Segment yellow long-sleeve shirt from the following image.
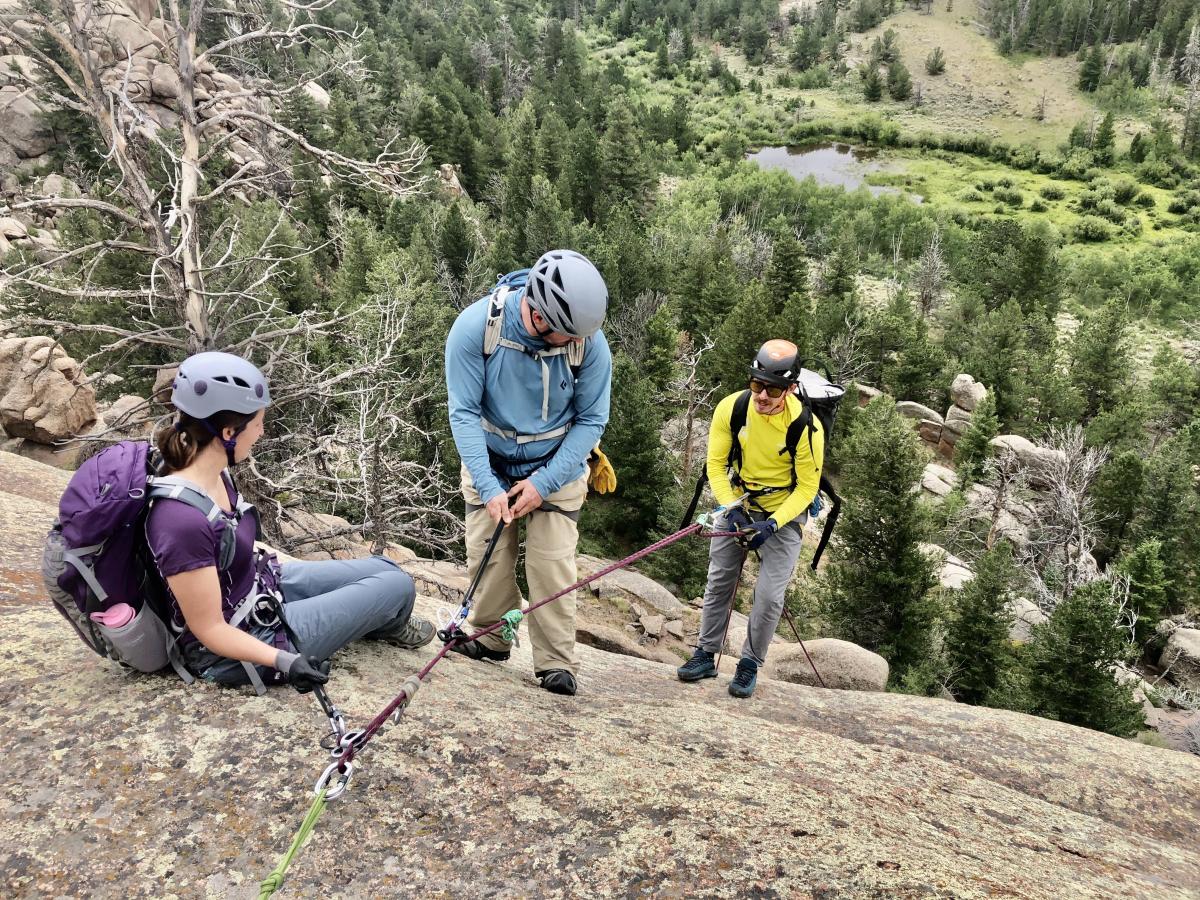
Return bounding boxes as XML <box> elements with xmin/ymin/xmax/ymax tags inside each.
<box><xmin>705</xmin><ymin>390</ymin><xmax>824</xmax><ymax>527</ymax></box>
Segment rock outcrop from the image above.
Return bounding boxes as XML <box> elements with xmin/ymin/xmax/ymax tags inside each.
<box><xmin>768</xmin><ymin>638</ymin><xmax>889</xmax><ymax>691</ymax></box>
<box><xmin>0</xmin><ymin>336</ymin><xmax>97</xmax><ymax>444</ymax></box>
<box><xmin>1160</xmin><ymin>627</ymin><xmax>1200</xmax><ymax>693</ymax></box>
<box><xmin>3</xmin><ymin>450</ymin><xmax>1200</xmax><ymax>896</ymax></box>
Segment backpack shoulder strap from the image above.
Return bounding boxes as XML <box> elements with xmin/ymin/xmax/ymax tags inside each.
<box><xmin>567</xmin><ymin>338</ymin><xmax>585</xmax><ymax>377</ymax></box>
<box><xmin>482</xmin><ymin>288</ymin><xmax>509</xmax><ymax>358</ymax></box>
<box><xmin>148</xmin><ymin>475</ymin><xmax>245</xmax><ymax>570</ymax></box>
<box><xmin>782</xmin><ymin>398</ymin><xmax>821</xmax><ymax>492</ymax></box>
<box><xmin>727</xmin><ymin>390</ymin><xmax>752</xmax><ymax>473</ymax></box>
<box><xmin>148</xmin><ymin>476</ymin><xmax>222</xmax><ymax>522</ymax></box>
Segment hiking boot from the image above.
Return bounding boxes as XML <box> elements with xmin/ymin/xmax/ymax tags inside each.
<box><xmin>537</xmin><ymin>669</ymin><xmax>577</xmax><ymax>696</ymax></box>
<box><xmin>448</xmin><ymin>638</ymin><xmax>511</xmax><ymax>663</ymax></box>
<box><xmin>677</xmin><ymin>647</ymin><xmax>717</xmax><ymax>683</ymax></box>
<box><xmin>729</xmin><ymin>657</ymin><xmax>758</xmax><ymax>699</ymax></box>
<box><xmin>381</xmin><ymin>615</ymin><xmax>435</xmax><ymax>650</ymax></box>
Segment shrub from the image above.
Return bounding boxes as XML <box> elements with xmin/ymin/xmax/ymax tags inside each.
<box><xmin>1111</xmin><ymin>179</ymin><xmax>1140</xmax><ymax>205</ymax></box>
<box><xmin>996</xmin><ymin>175</ymin><xmax>1015</xmax><ymax>188</ymax></box>
<box><xmin>957</xmin><ymin>189</ymin><xmax>985</xmax><ymax>202</ymax></box>
<box><xmin>977</xmin><ymin>178</ymin><xmax>996</xmax><ymax>192</ymax></box>
<box><xmin>1039</xmin><ymin>183</ymin><xmax>1066</xmax><ymax>200</ymax></box>
<box><xmin>1074</xmin><ymin>215</ymin><xmax>1114</xmax><ymax>242</ymax></box>
<box><xmin>1134</xmin><ymin>192</ymin><xmax>1156</xmax><ymax>209</ymax></box>
<box><xmin>1030</xmin><ymin>199</ymin><xmax>1048</xmax><ymax>212</ymax></box>
<box><xmin>995</xmin><ymin>187</ymin><xmax>1024</xmax><ymax>206</ymax></box>
<box><xmin>1095</xmin><ymin>198</ymin><xmax>1127</xmax><ymax>224</ymax></box>
<box><xmin>925</xmin><ymin>46</ymin><xmax>946</xmax><ymax>75</ymax></box>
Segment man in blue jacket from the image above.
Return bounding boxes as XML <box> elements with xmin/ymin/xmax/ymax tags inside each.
<box><xmin>445</xmin><ymin>250</ymin><xmax>612</xmax><ymax>696</ymax></box>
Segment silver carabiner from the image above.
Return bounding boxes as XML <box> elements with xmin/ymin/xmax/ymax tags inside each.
<box><xmin>329</xmin><ymin>728</ymin><xmax>367</xmax><ymax>758</ymax></box>
<box><xmin>315</xmin><ymin>760</ymin><xmax>355</xmax><ymax>801</ymax></box>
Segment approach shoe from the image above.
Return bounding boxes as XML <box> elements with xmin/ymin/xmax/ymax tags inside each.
<box><xmin>382</xmin><ymin>615</ymin><xmax>435</xmax><ymax>650</ymax></box>
<box><xmin>677</xmin><ymin>647</ymin><xmax>717</xmax><ymax>682</ymax></box>
<box><xmin>448</xmin><ymin>637</ymin><xmax>511</xmax><ymax>663</ymax></box>
<box><xmin>537</xmin><ymin>669</ymin><xmax>577</xmax><ymax>696</ymax></box>
<box><xmin>728</xmin><ymin>657</ymin><xmax>758</xmax><ymax>699</ymax></box>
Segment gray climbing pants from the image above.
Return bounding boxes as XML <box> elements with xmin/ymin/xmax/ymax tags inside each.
<box><xmin>197</xmin><ymin>555</ymin><xmax>416</xmax><ymax>685</ymax></box>
<box><xmin>697</xmin><ymin>507</ymin><xmax>805</xmax><ymax>667</ymax></box>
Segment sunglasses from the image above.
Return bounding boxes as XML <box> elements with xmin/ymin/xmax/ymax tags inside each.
<box><xmin>749</xmin><ymin>379</ymin><xmax>787</xmax><ymax>399</ymax></box>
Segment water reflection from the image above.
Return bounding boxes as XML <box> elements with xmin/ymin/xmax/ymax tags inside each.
<box><xmin>747</xmin><ymin>142</ymin><xmax>921</xmax><ymax>202</ymax></box>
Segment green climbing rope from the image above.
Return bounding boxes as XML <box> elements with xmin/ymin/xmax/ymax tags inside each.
<box><xmin>258</xmin><ymin>786</ymin><xmax>330</xmax><ymax>899</ymax></box>
<box><xmin>500</xmin><ymin>609</ymin><xmax>524</xmax><ymax>643</ymax></box>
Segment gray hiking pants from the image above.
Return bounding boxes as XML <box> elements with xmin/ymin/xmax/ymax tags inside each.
<box><xmin>198</xmin><ymin>555</ymin><xmax>416</xmax><ymax>685</ymax></box>
<box><xmin>697</xmin><ymin>508</ymin><xmax>805</xmax><ymax>667</ymax></box>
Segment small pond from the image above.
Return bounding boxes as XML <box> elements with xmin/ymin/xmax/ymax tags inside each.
<box><xmin>746</xmin><ymin>142</ymin><xmax>922</xmax><ymax>203</ymax></box>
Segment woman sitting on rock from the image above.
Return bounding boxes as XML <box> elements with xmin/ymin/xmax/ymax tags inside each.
<box><xmin>147</xmin><ymin>351</ymin><xmax>433</xmax><ymax>693</ymax></box>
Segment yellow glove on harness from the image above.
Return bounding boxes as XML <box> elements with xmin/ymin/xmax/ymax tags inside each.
<box><xmin>588</xmin><ymin>445</ymin><xmax>617</xmax><ymax>494</ymax></box>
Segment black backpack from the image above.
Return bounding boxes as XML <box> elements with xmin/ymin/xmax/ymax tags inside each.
<box><xmin>681</xmin><ymin>364</ymin><xmax>846</xmax><ymax>569</ymax></box>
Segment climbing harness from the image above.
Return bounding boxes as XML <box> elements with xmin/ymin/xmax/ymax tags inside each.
<box><xmin>260</xmin><ymin>502</ymin><xmax>750</xmax><ymax>897</ymax></box>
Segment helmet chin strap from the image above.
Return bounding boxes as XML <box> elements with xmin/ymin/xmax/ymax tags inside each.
<box><xmin>198</xmin><ymin>418</ymin><xmax>246</xmax><ymax>467</ymax></box>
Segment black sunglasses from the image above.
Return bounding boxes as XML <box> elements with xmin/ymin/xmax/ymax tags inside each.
<box><xmin>749</xmin><ymin>379</ymin><xmax>787</xmax><ymax>399</ymax></box>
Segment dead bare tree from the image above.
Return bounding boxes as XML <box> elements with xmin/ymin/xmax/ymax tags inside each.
<box><xmin>912</xmin><ymin>226</ymin><xmax>948</xmax><ymax>319</ymax></box>
<box><xmin>0</xmin><ymin>1</ymin><xmax>468</xmax><ymax>554</ymax></box>
<box><xmin>1</xmin><ymin>0</ymin><xmax>427</xmax><ymax>354</ymax></box>
<box><xmin>1019</xmin><ymin>426</ymin><xmax>1108</xmax><ymax>611</ymax></box>
<box><xmin>665</xmin><ymin>331</ymin><xmax>716</xmax><ymax>482</ymax></box>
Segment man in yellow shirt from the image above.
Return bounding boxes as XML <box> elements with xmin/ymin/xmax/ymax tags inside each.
<box><xmin>677</xmin><ymin>339</ymin><xmax>825</xmax><ymax>698</ymax></box>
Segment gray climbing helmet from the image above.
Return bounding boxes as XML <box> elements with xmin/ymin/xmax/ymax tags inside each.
<box><xmin>749</xmin><ymin>339</ymin><xmax>801</xmax><ymax>388</ymax></box>
<box><xmin>171</xmin><ymin>352</ymin><xmax>270</xmax><ymax>419</ymax></box>
<box><xmin>526</xmin><ymin>249</ymin><xmax>608</xmax><ymax>338</ymax></box>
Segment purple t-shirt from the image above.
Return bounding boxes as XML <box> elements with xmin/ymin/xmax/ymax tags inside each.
<box><xmin>146</xmin><ymin>472</ymin><xmax>257</xmax><ymax>642</ymax></box>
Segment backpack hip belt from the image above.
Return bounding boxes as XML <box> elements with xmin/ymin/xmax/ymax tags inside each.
<box><xmin>480</xmin><ymin>417</ymin><xmax>571</xmax><ymax>445</ymax></box>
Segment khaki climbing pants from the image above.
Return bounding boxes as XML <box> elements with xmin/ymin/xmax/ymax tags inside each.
<box><xmin>460</xmin><ymin>466</ymin><xmax>587</xmax><ymax>675</ymax></box>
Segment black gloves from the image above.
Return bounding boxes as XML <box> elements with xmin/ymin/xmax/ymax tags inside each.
<box><xmin>276</xmin><ymin>650</ymin><xmax>331</xmax><ymax>694</ymax></box>
<box><xmin>725</xmin><ymin>507</ymin><xmax>752</xmax><ymax>532</ymax></box>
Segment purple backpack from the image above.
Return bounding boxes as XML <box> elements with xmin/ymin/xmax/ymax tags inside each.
<box><xmin>42</xmin><ymin>440</ymin><xmax>244</xmax><ymax>680</ymax></box>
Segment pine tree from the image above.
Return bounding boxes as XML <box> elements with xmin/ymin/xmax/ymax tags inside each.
<box><xmin>1078</xmin><ymin>45</ymin><xmax>1104</xmax><ymax>92</ymax></box>
<box><xmin>675</xmin><ymin>228</ymin><xmax>741</xmax><ymax>339</ymax></box>
<box><xmin>1069</xmin><ymin>299</ymin><xmax>1131</xmax><ymax>421</ymax></box>
<box><xmin>1093</xmin><ymin>112</ymin><xmax>1116</xmax><ymax>165</ymax></box>
<box><xmin>954</xmin><ymin>392</ymin><xmax>999</xmax><ymax>487</ymax></box>
<box><xmin>1130</xmin><ymin>431</ymin><xmax>1200</xmax><ymax>610</ymax></box>
<box><xmin>1090</xmin><ymin>450</ymin><xmax>1145</xmax><ymax>568</ymax></box>
<box><xmin>822</xmin><ymin>398</ymin><xmax>938</xmax><ymax>683</ymax></box>
<box><xmin>438</xmin><ymin>202</ymin><xmax>474</xmax><ymax>281</ymax></box>
<box><xmin>597</xmin><ymin>353</ymin><xmax>673</xmax><ymax>540</ymax></box>
<box><xmin>563</xmin><ymin>120</ymin><xmax>601</xmax><ymax>221</ymax></box>
<box><xmin>1024</xmin><ymin>581</ymin><xmax>1144</xmax><ymax>737</ymax></box>
<box><xmin>597</xmin><ymin>96</ymin><xmax>653</xmax><ymax>216</ymax></box>
<box><xmin>655</xmin><ymin>39</ymin><xmax>672</xmax><ymax>78</ymax></box>
<box><xmin>887</xmin><ymin>60</ymin><xmax>913</xmax><ymax>100</ymax></box>
<box><xmin>862</xmin><ymin>65</ymin><xmax>883</xmax><ymax>101</ymax></box>
<box><xmin>710</xmin><ymin>280</ymin><xmax>778</xmax><ymax>395</ymax></box>
<box><xmin>925</xmin><ymin>46</ymin><xmax>946</xmax><ymax>75</ymax></box>
<box><xmin>946</xmin><ymin>542</ymin><xmax>1017</xmax><ymax>705</ymax></box>
<box><xmin>766</xmin><ymin>228</ymin><xmax>808</xmax><ymax>302</ymax></box>
<box><xmin>962</xmin><ymin>300</ymin><xmax>1028</xmax><ymax>427</ymax></box>
<box><xmin>1116</xmin><ymin>540</ymin><xmax>1169</xmax><ymax>646</ymax></box>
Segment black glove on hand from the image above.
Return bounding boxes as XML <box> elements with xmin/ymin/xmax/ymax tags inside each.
<box><xmin>277</xmin><ymin>650</ymin><xmax>331</xmax><ymax>694</ymax></box>
<box><xmin>725</xmin><ymin>507</ymin><xmax>752</xmax><ymax>533</ymax></box>
<box><xmin>740</xmin><ymin>518</ymin><xmax>778</xmax><ymax>551</ymax></box>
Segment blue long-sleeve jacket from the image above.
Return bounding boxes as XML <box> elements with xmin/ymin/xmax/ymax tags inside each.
<box><xmin>445</xmin><ymin>289</ymin><xmax>613</xmax><ymax>504</ymax></box>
